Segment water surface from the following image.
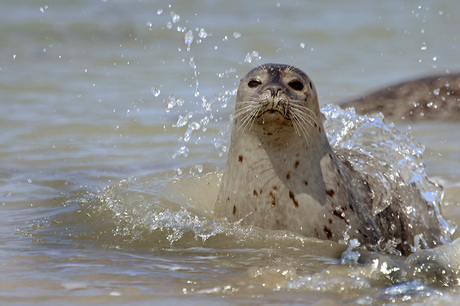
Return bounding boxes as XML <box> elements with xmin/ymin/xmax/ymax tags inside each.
<box><xmin>2</xmin><ymin>0</ymin><xmax>460</xmax><ymax>304</ymax></box>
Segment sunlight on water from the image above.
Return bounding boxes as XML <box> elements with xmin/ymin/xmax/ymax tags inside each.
<box><xmin>3</xmin><ymin>0</ymin><xmax>460</xmax><ymax>304</ymax></box>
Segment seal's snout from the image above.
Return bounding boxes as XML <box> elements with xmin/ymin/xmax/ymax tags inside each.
<box><xmin>266</xmin><ymin>86</ymin><xmax>283</xmax><ymax>97</ymax></box>
<box><xmin>264</xmin><ymin>85</ymin><xmax>287</xmax><ymax>110</ymax></box>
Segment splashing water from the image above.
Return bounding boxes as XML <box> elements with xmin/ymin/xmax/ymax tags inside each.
<box><xmin>92</xmin><ymin>103</ymin><xmax>453</xmax><ymax>254</ymax></box>
<box><xmin>323</xmin><ymin>105</ymin><xmax>453</xmax><ymax>248</ymax></box>
<box><xmin>244</xmin><ymin>50</ymin><xmax>261</xmax><ymax>63</ymax></box>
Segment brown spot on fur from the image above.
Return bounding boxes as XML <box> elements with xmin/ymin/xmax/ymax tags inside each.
<box><xmin>253</xmin><ymin>190</ymin><xmax>258</xmax><ymax>197</ymax></box>
<box><xmin>314</xmin><ymin>122</ymin><xmax>318</xmax><ymax>128</ymax></box>
<box><xmin>304</xmin><ymin>180</ymin><xmax>309</xmax><ymax>186</ymax></box>
<box><xmin>286</xmin><ymin>171</ymin><xmax>291</xmax><ymax>180</ymax></box>
<box><xmin>314</xmin><ymin>229</ymin><xmax>319</xmax><ymax>238</ymax></box>
<box><xmin>289</xmin><ymin>190</ymin><xmax>299</xmax><ymax>207</ymax></box>
<box><xmin>233</xmin><ymin>205</ymin><xmax>236</xmax><ymax>215</ymax></box>
<box><xmin>238</xmin><ymin>155</ymin><xmax>243</xmax><ymax>163</ymax></box>
<box><xmin>272</xmin><ymin>185</ymin><xmax>278</xmax><ymax>191</ymax></box>
<box><xmin>333</xmin><ymin>208</ymin><xmax>350</xmax><ymax>225</ymax></box>
<box><xmin>269</xmin><ymin>191</ymin><xmax>276</xmax><ymax>206</ymax></box>
<box><xmin>323</xmin><ymin>226</ymin><xmax>332</xmax><ymax>239</ymax></box>
<box><xmin>333</xmin><ymin>209</ymin><xmax>345</xmax><ymax>220</ymax></box>
<box><xmin>259</xmin><ymin>189</ymin><xmax>263</xmax><ymax>195</ymax></box>
<box><xmin>294</xmin><ymin>161</ymin><xmax>300</xmax><ymax>169</ymax></box>
<box><xmin>326</xmin><ymin>189</ymin><xmax>335</xmax><ymax>197</ymax></box>
<box><xmin>319</xmin><ymin>127</ymin><xmax>322</xmax><ymax>133</ymax></box>
<box><xmin>267</xmin><ymin>132</ymin><xmax>273</xmax><ymax>136</ymax></box>
<box><xmin>328</xmin><ymin>219</ymin><xmax>332</xmax><ymax>224</ymax></box>
<box><xmin>226</xmin><ymin>197</ymin><xmax>230</xmax><ymax>202</ymax></box>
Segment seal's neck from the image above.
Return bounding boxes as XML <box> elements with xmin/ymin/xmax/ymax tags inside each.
<box><xmin>230</xmin><ymin>117</ymin><xmax>332</xmax><ymax>170</ymax></box>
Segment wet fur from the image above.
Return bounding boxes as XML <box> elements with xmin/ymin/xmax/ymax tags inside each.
<box><xmin>215</xmin><ymin>64</ymin><xmax>445</xmax><ymax>255</ymax></box>
<box><xmin>341</xmin><ymin>73</ymin><xmax>460</xmax><ymax>121</ymax></box>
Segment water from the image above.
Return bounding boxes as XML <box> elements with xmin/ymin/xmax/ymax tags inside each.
<box><xmin>2</xmin><ymin>0</ymin><xmax>460</xmax><ymax>304</ymax></box>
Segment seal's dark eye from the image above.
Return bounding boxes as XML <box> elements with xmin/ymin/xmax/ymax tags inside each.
<box><xmin>248</xmin><ymin>80</ymin><xmax>261</xmax><ymax>88</ymax></box>
<box><xmin>288</xmin><ymin>80</ymin><xmax>304</xmax><ymax>91</ymax></box>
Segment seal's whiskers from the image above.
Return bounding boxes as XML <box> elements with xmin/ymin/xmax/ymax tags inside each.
<box><xmin>233</xmin><ymin>101</ymin><xmax>260</xmax><ymax>133</ymax></box>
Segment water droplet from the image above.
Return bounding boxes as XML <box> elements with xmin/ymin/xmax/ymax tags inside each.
<box><xmin>184</xmin><ymin>30</ymin><xmax>194</xmax><ymax>51</ymax></box>
<box><xmin>151</xmin><ymin>87</ymin><xmax>160</xmax><ymax>97</ymax></box>
<box><xmin>157</xmin><ymin>9</ymin><xmax>163</xmax><ymax>15</ymax></box>
<box><xmin>194</xmin><ymin>80</ymin><xmax>199</xmax><ymax>97</ymax></box>
<box><xmin>146</xmin><ymin>21</ymin><xmax>153</xmax><ymax>30</ymax></box>
<box><xmin>189</xmin><ymin>122</ymin><xmax>200</xmax><ymax>131</ymax></box>
<box><xmin>244</xmin><ymin>50</ymin><xmax>261</xmax><ymax>63</ymax></box>
<box><xmin>200</xmin><ymin>116</ymin><xmax>210</xmax><ymax>126</ymax></box>
<box><xmin>244</xmin><ymin>52</ymin><xmax>252</xmax><ymax>63</ymax></box>
<box><xmin>198</xmin><ymin>28</ymin><xmax>208</xmax><ymax>39</ymax></box>
<box><xmin>300</xmin><ymin>42</ymin><xmax>305</xmax><ymax>48</ymax></box>
<box><xmin>172</xmin><ymin>146</ymin><xmax>189</xmax><ymax>159</ymax></box>
<box><xmin>167</xmin><ymin>22</ymin><xmax>172</xmax><ymax>29</ymax></box>
<box><xmin>27</xmin><ymin>178</ymin><xmax>32</xmax><ymax>183</ymax></box>
<box><xmin>189</xmin><ymin>57</ymin><xmax>196</xmax><ymax>69</ymax></box>
<box><xmin>170</xmin><ymin>11</ymin><xmax>180</xmax><ymax>23</ymax></box>
<box><xmin>432</xmin><ymin>56</ymin><xmax>437</xmax><ymax>61</ymax></box>
<box><xmin>233</xmin><ymin>32</ymin><xmax>241</xmax><ymax>39</ymax></box>
<box><xmin>195</xmin><ymin>164</ymin><xmax>203</xmax><ymax>173</ymax></box>
<box><xmin>183</xmin><ymin>132</ymin><xmax>191</xmax><ymax>142</ymax></box>
<box><xmin>174</xmin><ymin>115</ymin><xmax>188</xmax><ymax>128</ymax></box>
<box><xmin>433</xmin><ymin>88</ymin><xmax>440</xmax><ymax>96</ymax></box>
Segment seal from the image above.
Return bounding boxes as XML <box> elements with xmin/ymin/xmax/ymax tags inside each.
<box><xmin>340</xmin><ymin>73</ymin><xmax>460</xmax><ymax>121</ymax></box>
<box><xmin>215</xmin><ymin>63</ymin><xmax>445</xmax><ymax>255</ymax></box>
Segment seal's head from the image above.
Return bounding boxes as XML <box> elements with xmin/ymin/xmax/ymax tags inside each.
<box><xmin>234</xmin><ymin>64</ymin><xmax>321</xmax><ymax>142</ymax></box>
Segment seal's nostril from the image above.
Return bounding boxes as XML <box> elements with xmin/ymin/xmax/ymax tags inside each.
<box><xmin>268</xmin><ymin>87</ymin><xmax>283</xmax><ymax>96</ymax></box>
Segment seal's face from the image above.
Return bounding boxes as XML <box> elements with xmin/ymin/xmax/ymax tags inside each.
<box><xmin>234</xmin><ymin>63</ymin><xmax>320</xmax><ymax>140</ymax></box>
